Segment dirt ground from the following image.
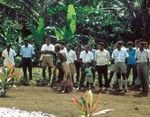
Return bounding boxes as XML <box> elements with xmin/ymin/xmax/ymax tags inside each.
<box><xmin>0</xmin><ymin>86</ymin><xmax>150</xmax><ymax>117</ymax></box>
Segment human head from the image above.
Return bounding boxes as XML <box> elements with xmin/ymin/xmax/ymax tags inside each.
<box><xmin>66</xmin><ymin>43</ymin><xmax>71</xmax><ymax>51</ymax></box>
<box><xmin>116</xmin><ymin>41</ymin><xmax>122</xmax><ymax>50</ymax></box>
<box><xmin>59</xmin><ymin>41</ymin><xmax>66</xmax><ymax>50</ymax></box>
<box><xmin>85</xmin><ymin>44</ymin><xmax>90</xmax><ymax>53</ymax></box>
<box><xmin>24</xmin><ymin>39</ymin><xmax>29</xmax><ymax>47</ymax></box>
<box><xmin>45</xmin><ymin>36</ymin><xmax>51</xmax><ymax>45</ymax></box>
<box><xmin>127</xmin><ymin>41</ymin><xmax>133</xmax><ymax>49</ymax></box>
<box><xmin>134</xmin><ymin>39</ymin><xmax>140</xmax><ymax>48</ymax></box>
<box><xmin>139</xmin><ymin>41</ymin><xmax>144</xmax><ymax>51</ymax></box>
<box><xmin>143</xmin><ymin>41</ymin><xmax>149</xmax><ymax>49</ymax></box>
<box><xmin>76</xmin><ymin>43</ymin><xmax>81</xmax><ymax>48</ymax></box>
<box><xmin>98</xmin><ymin>42</ymin><xmax>105</xmax><ymax>51</ymax></box>
<box><xmin>6</xmin><ymin>43</ymin><xmax>11</xmax><ymax>50</ymax></box>
<box><xmin>55</xmin><ymin>44</ymin><xmax>61</xmax><ymax>53</ymax></box>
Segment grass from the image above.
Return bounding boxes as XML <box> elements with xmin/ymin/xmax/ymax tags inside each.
<box><xmin>0</xmin><ymin>86</ymin><xmax>150</xmax><ymax>117</ymax></box>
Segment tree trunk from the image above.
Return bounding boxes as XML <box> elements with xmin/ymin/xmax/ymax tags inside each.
<box><xmin>142</xmin><ymin>0</ymin><xmax>150</xmax><ymax>42</ymax></box>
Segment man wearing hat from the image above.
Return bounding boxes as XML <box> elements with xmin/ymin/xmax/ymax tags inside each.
<box><xmin>126</xmin><ymin>41</ymin><xmax>137</xmax><ymax>87</ymax></box>
<box><xmin>95</xmin><ymin>42</ymin><xmax>110</xmax><ymax>92</ymax></box>
<box><xmin>40</xmin><ymin>36</ymin><xmax>55</xmax><ymax>81</ymax></box>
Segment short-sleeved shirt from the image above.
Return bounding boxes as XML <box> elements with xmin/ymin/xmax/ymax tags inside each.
<box><xmin>20</xmin><ymin>44</ymin><xmax>35</xmax><ymax>58</ymax></box>
<box><xmin>112</xmin><ymin>49</ymin><xmax>129</xmax><ymax>63</ymax></box>
<box><xmin>80</xmin><ymin>51</ymin><xmax>93</xmax><ymax>63</ymax></box>
<box><xmin>136</xmin><ymin>49</ymin><xmax>149</xmax><ymax>63</ymax></box>
<box><xmin>126</xmin><ymin>48</ymin><xmax>136</xmax><ymax>65</ymax></box>
<box><xmin>95</xmin><ymin>49</ymin><xmax>110</xmax><ymax>66</ymax></box>
<box><xmin>2</xmin><ymin>48</ymin><xmax>16</xmax><ymax>66</ymax></box>
<box><xmin>66</xmin><ymin>50</ymin><xmax>77</xmax><ymax>64</ymax></box>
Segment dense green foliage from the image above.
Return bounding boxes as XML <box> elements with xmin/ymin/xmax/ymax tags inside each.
<box><xmin>0</xmin><ymin>0</ymin><xmax>150</xmax><ymax>46</ymax></box>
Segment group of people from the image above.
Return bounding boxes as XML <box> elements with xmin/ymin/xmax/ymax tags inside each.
<box><xmin>1</xmin><ymin>36</ymin><xmax>150</xmax><ymax>96</ymax></box>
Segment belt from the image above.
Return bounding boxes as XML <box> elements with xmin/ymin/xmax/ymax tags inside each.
<box><xmin>22</xmin><ymin>57</ymin><xmax>31</xmax><ymax>59</ymax></box>
<box><xmin>115</xmin><ymin>62</ymin><xmax>125</xmax><ymax>63</ymax></box>
<box><xmin>137</xmin><ymin>62</ymin><xmax>148</xmax><ymax>64</ymax></box>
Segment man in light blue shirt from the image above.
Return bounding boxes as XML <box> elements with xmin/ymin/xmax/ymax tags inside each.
<box><xmin>126</xmin><ymin>41</ymin><xmax>137</xmax><ymax>87</ymax></box>
<box><xmin>112</xmin><ymin>41</ymin><xmax>129</xmax><ymax>92</ymax></box>
<box><xmin>20</xmin><ymin>40</ymin><xmax>35</xmax><ymax>82</ymax></box>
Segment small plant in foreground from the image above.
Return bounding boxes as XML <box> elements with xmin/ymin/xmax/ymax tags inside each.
<box><xmin>72</xmin><ymin>90</ymin><xmax>114</xmax><ymax>117</ymax></box>
<box><xmin>0</xmin><ymin>63</ymin><xmax>23</xmax><ymax>97</ymax></box>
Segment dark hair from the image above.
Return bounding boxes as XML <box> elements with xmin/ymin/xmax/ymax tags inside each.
<box><xmin>24</xmin><ymin>39</ymin><xmax>29</xmax><ymax>42</ymax></box>
<box><xmin>134</xmin><ymin>39</ymin><xmax>140</xmax><ymax>43</ymax></box>
<box><xmin>98</xmin><ymin>42</ymin><xmax>105</xmax><ymax>46</ymax></box>
<box><xmin>127</xmin><ymin>41</ymin><xmax>133</xmax><ymax>45</ymax></box>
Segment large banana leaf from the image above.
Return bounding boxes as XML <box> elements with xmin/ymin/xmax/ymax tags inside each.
<box><xmin>67</xmin><ymin>4</ymin><xmax>76</xmax><ymax>34</ymax></box>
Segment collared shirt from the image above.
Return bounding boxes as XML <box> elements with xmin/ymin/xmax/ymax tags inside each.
<box><xmin>41</xmin><ymin>44</ymin><xmax>54</xmax><ymax>57</ymax></box>
<box><xmin>60</xmin><ymin>47</ymin><xmax>67</xmax><ymax>54</ymax></box>
<box><xmin>112</xmin><ymin>49</ymin><xmax>128</xmax><ymax>63</ymax></box>
<box><xmin>2</xmin><ymin>48</ymin><xmax>16</xmax><ymax>66</ymax></box>
<box><xmin>66</xmin><ymin>50</ymin><xmax>77</xmax><ymax>64</ymax></box>
<box><xmin>136</xmin><ymin>49</ymin><xmax>149</xmax><ymax>63</ymax></box>
<box><xmin>126</xmin><ymin>48</ymin><xmax>136</xmax><ymax>65</ymax></box>
<box><xmin>80</xmin><ymin>50</ymin><xmax>93</xmax><ymax>63</ymax></box>
<box><xmin>20</xmin><ymin>44</ymin><xmax>35</xmax><ymax>58</ymax></box>
<box><xmin>41</xmin><ymin>44</ymin><xmax>54</xmax><ymax>51</ymax></box>
<box><xmin>95</xmin><ymin>49</ymin><xmax>110</xmax><ymax>66</ymax></box>
<box><xmin>145</xmin><ymin>49</ymin><xmax>150</xmax><ymax>59</ymax></box>
<box><xmin>121</xmin><ymin>46</ymin><xmax>127</xmax><ymax>51</ymax></box>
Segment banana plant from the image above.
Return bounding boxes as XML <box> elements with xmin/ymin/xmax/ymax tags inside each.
<box><xmin>54</xmin><ymin>4</ymin><xmax>76</xmax><ymax>43</ymax></box>
<box><xmin>28</xmin><ymin>17</ymin><xmax>45</xmax><ymax>44</ymax></box>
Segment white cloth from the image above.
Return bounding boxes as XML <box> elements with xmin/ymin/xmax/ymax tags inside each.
<box><xmin>41</xmin><ymin>44</ymin><xmax>54</xmax><ymax>56</ymax></box>
<box><xmin>60</xmin><ymin>47</ymin><xmax>67</xmax><ymax>54</ymax></box>
<box><xmin>80</xmin><ymin>50</ymin><xmax>93</xmax><ymax>63</ymax></box>
<box><xmin>145</xmin><ymin>49</ymin><xmax>150</xmax><ymax>60</ymax></box>
<box><xmin>66</xmin><ymin>50</ymin><xmax>77</xmax><ymax>64</ymax></box>
<box><xmin>112</xmin><ymin>49</ymin><xmax>128</xmax><ymax>63</ymax></box>
<box><xmin>136</xmin><ymin>49</ymin><xmax>150</xmax><ymax>63</ymax></box>
<box><xmin>95</xmin><ymin>49</ymin><xmax>110</xmax><ymax>66</ymax></box>
<box><xmin>121</xmin><ymin>46</ymin><xmax>127</xmax><ymax>51</ymax></box>
<box><xmin>41</xmin><ymin>44</ymin><xmax>54</xmax><ymax>51</ymax></box>
<box><xmin>2</xmin><ymin>48</ymin><xmax>16</xmax><ymax>66</ymax></box>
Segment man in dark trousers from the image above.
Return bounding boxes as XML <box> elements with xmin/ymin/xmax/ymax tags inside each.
<box><xmin>20</xmin><ymin>39</ymin><xmax>35</xmax><ymax>84</ymax></box>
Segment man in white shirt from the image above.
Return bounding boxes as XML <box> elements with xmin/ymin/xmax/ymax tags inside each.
<box><xmin>136</xmin><ymin>42</ymin><xmax>149</xmax><ymax>96</ymax></box>
<box><xmin>144</xmin><ymin>41</ymin><xmax>150</xmax><ymax>59</ymax></box>
<box><xmin>66</xmin><ymin>43</ymin><xmax>77</xmax><ymax>83</ymax></box>
<box><xmin>41</xmin><ymin>36</ymin><xmax>55</xmax><ymax>81</ymax></box>
<box><xmin>95</xmin><ymin>42</ymin><xmax>110</xmax><ymax>91</ymax></box>
<box><xmin>79</xmin><ymin>45</ymin><xmax>94</xmax><ymax>90</ymax></box>
<box><xmin>2</xmin><ymin>44</ymin><xmax>16</xmax><ymax>66</ymax></box>
<box><xmin>112</xmin><ymin>41</ymin><xmax>129</xmax><ymax>92</ymax></box>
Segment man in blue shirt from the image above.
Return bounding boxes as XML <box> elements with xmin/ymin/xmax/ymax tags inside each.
<box><xmin>20</xmin><ymin>39</ymin><xmax>35</xmax><ymax>82</ymax></box>
<box><xmin>126</xmin><ymin>41</ymin><xmax>137</xmax><ymax>87</ymax></box>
